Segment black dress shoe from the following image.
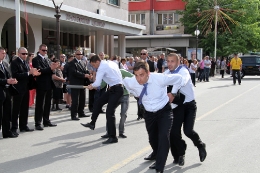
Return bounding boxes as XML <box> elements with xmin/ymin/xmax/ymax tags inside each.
<box><xmin>198</xmin><ymin>143</ymin><xmax>207</xmax><ymax>162</ymax></box>
<box><xmin>137</xmin><ymin>116</ymin><xmax>143</xmax><ymax>121</ymax></box>
<box><xmin>79</xmin><ymin>114</ymin><xmax>90</xmax><ymax>118</ymax></box>
<box><xmin>144</xmin><ymin>152</ymin><xmax>156</xmax><ymax>160</ymax></box>
<box><xmin>101</xmin><ymin>134</ymin><xmax>109</xmax><ymax>138</ymax></box>
<box><xmin>35</xmin><ymin>125</ymin><xmax>44</xmax><ymax>130</ymax></box>
<box><xmin>81</xmin><ymin>123</ymin><xmax>95</xmax><ymax>130</ymax></box>
<box><xmin>11</xmin><ymin>130</ymin><xmax>19</xmax><ymax>136</ymax></box>
<box><xmin>149</xmin><ymin>162</ymin><xmax>156</xmax><ymax>169</ymax></box>
<box><xmin>155</xmin><ymin>169</ymin><xmax>164</xmax><ymax>173</ymax></box>
<box><xmin>3</xmin><ymin>132</ymin><xmax>18</xmax><ymax>138</ymax></box>
<box><xmin>44</xmin><ymin>123</ymin><xmax>57</xmax><ymax>127</ymax></box>
<box><xmin>178</xmin><ymin>155</ymin><xmax>185</xmax><ymax>166</ymax></box>
<box><xmin>119</xmin><ymin>134</ymin><xmax>127</xmax><ymax>138</ymax></box>
<box><xmin>71</xmin><ymin>117</ymin><xmax>80</xmax><ymax>121</ymax></box>
<box><xmin>102</xmin><ymin>137</ymin><xmax>118</xmax><ymax>144</ymax></box>
<box><xmin>20</xmin><ymin>127</ymin><xmax>34</xmax><ymax>132</ymax></box>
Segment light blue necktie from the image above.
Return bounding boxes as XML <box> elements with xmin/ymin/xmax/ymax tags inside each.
<box><xmin>138</xmin><ymin>83</ymin><xmax>148</xmax><ymax>105</ymax></box>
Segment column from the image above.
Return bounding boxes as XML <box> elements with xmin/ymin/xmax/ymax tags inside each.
<box><xmin>90</xmin><ymin>35</ymin><xmax>95</xmax><ymax>53</ymax></box>
<box><xmin>118</xmin><ymin>34</ymin><xmax>125</xmax><ymax>58</ymax></box>
<box><xmin>108</xmin><ymin>35</ymin><xmax>114</xmax><ymax>58</ymax></box>
<box><xmin>95</xmin><ymin>30</ymin><xmax>104</xmax><ymax>55</ymax></box>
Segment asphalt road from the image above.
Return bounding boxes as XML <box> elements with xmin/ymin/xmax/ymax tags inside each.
<box><xmin>1</xmin><ymin>75</ymin><xmax>260</xmax><ymax>173</ymax></box>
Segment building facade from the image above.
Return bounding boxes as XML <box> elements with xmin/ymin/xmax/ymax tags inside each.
<box><xmin>0</xmin><ymin>0</ymin><xmax>144</xmax><ymax>58</ymax></box>
<box><xmin>114</xmin><ymin>0</ymin><xmax>195</xmax><ymax>57</ymax></box>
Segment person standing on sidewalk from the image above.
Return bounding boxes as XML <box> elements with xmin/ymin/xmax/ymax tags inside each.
<box><xmin>204</xmin><ymin>56</ymin><xmax>211</xmax><ymax>82</ymax></box>
<box><xmin>10</xmin><ymin>47</ymin><xmax>40</xmax><ymax>135</ymax></box>
<box><xmin>32</xmin><ymin>44</ymin><xmax>59</xmax><ymax>130</ymax></box>
<box><xmin>230</xmin><ymin>53</ymin><xmax>242</xmax><ymax>85</ymax></box>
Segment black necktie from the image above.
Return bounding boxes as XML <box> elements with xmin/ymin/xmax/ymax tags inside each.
<box><xmin>23</xmin><ymin>60</ymin><xmax>29</xmax><ymax>71</ymax></box>
<box><xmin>1</xmin><ymin>63</ymin><xmax>7</xmax><ymax>78</ymax></box>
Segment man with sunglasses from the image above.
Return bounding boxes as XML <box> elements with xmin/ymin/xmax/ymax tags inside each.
<box><xmin>32</xmin><ymin>44</ymin><xmax>59</xmax><ymax>130</ymax></box>
<box><xmin>68</xmin><ymin>50</ymin><xmax>91</xmax><ymax>120</ymax></box>
<box><xmin>10</xmin><ymin>47</ymin><xmax>40</xmax><ymax>135</ymax></box>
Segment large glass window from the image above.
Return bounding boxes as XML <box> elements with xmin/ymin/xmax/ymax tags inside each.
<box><xmin>128</xmin><ymin>14</ymin><xmax>145</xmax><ymax>25</ymax></box>
<box><xmin>108</xmin><ymin>0</ymin><xmax>119</xmax><ymax>6</ymax></box>
<box><xmin>158</xmin><ymin>13</ymin><xmax>178</xmax><ymax>25</ymax></box>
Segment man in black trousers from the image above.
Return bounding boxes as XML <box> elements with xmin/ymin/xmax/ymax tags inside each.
<box><xmin>81</xmin><ymin>55</ymin><xmax>123</xmax><ymax>144</ymax></box>
<box><xmin>0</xmin><ymin>47</ymin><xmax>18</xmax><ymax>138</ymax></box>
<box><xmin>166</xmin><ymin>53</ymin><xmax>207</xmax><ymax>166</ymax></box>
<box><xmin>10</xmin><ymin>47</ymin><xmax>40</xmax><ymax>135</ymax></box>
<box><xmin>68</xmin><ymin>50</ymin><xmax>91</xmax><ymax>120</ymax></box>
<box><xmin>32</xmin><ymin>44</ymin><xmax>58</xmax><ymax>130</ymax></box>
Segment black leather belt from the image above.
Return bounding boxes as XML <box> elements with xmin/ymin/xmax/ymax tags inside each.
<box><xmin>146</xmin><ymin>103</ymin><xmax>170</xmax><ymax>114</ymax></box>
<box><xmin>110</xmin><ymin>84</ymin><xmax>123</xmax><ymax>88</ymax></box>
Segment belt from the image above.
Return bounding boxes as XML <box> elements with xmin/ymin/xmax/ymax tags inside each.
<box><xmin>110</xmin><ymin>84</ymin><xmax>123</xmax><ymax>88</ymax></box>
<box><xmin>184</xmin><ymin>100</ymin><xmax>195</xmax><ymax>105</ymax></box>
<box><xmin>146</xmin><ymin>103</ymin><xmax>170</xmax><ymax>114</ymax></box>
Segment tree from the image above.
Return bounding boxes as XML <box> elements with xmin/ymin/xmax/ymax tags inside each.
<box><xmin>179</xmin><ymin>0</ymin><xmax>260</xmax><ymax>57</ymax></box>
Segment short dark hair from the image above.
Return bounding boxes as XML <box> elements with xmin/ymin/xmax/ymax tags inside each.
<box><xmin>52</xmin><ymin>58</ymin><xmax>60</xmax><ymax>63</ymax></box>
<box><xmin>39</xmin><ymin>44</ymin><xmax>47</xmax><ymax>50</ymax></box>
<box><xmin>68</xmin><ymin>54</ymin><xmax>74</xmax><ymax>59</ymax></box>
<box><xmin>133</xmin><ymin>61</ymin><xmax>149</xmax><ymax>73</ymax></box>
<box><xmin>0</xmin><ymin>47</ymin><xmax>5</xmax><ymax>51</ymax></box>
<box><xmin>90</xmin><ymin>55</ymin><xmax>101</xmax><ymax>63</ymax></box>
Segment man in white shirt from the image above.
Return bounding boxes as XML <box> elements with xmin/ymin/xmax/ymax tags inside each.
<box><xmin>165</xmin><ymin>53</ymin><xmax>207</xmax><ymax>166</ymax></box>
<box><xmin>123</xmin><ymin>61</ymin><xmax>184</xmax><ymax>173</ymax></box>
<box><xmin>204</xmin><ymin>56</ymin><xmax>211</xmax><ymax>82</ymax></box>
<box><xmin>81</xmin><ymin>55</ymin><xmax>124</xmax><ymax>144</ymax></box>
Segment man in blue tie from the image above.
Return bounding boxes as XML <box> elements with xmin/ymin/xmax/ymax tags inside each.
<box><xmin>165</xmin><ymin>53</ymin><xmax>207</xmax><ymax>166</ymax></box>
<box><xmin>123</xmin><ymin>61</ymin><xmax>184</xmax><ymax>173</ymax></box>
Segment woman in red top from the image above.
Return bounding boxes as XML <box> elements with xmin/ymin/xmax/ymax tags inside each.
<box><xmin>28</xmin><ymin>53</ymin><xmax>36</xmax><ymax>107</ymax></box>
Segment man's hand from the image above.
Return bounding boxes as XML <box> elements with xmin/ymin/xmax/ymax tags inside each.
<box><xmin>30</xmin><ymin>68</ymin><xmax>41</xmax><ymax>76</ymax></box>
<box><xmin>50</xmin><ymin>62</ymin><xmax>59</xmax><ymax>70</ymax></box>
<box><xmin>7</xmin><ymin>78</ymin><xmax>18</xmax><ymax>85</ymax></box>
<box><xmin>167</xmin><ymin>93</ymin><xmax>174</xmax><ymax>103</ymax></box>
<box><xmin>86</xmin><ymin>84</ymin><xmax>94</xmax><ymax>90</ymax></box>
<box><xmin>85</xmin><ymin>74</ymin><xmax>93</xmax><ymax>80</ymax></box>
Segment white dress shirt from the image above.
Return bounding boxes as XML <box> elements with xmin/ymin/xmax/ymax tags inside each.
<box><xmin>164</xmin><ymin>67</ymin><xmax>195</xmax><ymax>109</ymax></box>
<box><xmin>123</xmin><ymin>73</ymin><xmax>184</xmax><ymax>112</ymax></box>
<box><xmin>92</xmin><ymin>60</ymin><xmax>123</xmax><ymax>88</ymax></box>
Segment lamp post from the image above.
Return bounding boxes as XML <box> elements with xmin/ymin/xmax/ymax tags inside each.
<box><xmin>52</xmin><ymin>0</ymin><xmax>63</xmax><ymax>59</ymax></box>
<box><xmin>194</xmin><ymin>27</ymin><xmax>200</xmax><ymax>60</ymax></box>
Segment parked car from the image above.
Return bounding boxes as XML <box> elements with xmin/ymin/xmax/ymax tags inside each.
<box><xmin>226</xmin><ymin>55</ymin><xmax>260</xmax><ymax>78</ymax></box>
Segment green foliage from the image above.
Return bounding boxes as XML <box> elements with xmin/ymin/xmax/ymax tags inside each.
<box><xmin>179</xmin><ymin>0</ymin><xmax>260</xmax><ymax>56</ymax></box>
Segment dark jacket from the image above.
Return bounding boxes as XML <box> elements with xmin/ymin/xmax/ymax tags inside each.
<box><xmin>32</xmin><ymin>55</ymin><xmax>55</xmax><ymax>90</ymax></box>
<box><xmin>68</xmin><ymin>58</ymin><xmax>90</xmax><ymax>86</ymax></box>
<box><xmin>11</xmin><ymin>58</ymin><xmax>35</xmax><ymax>93</ymax></box>
<box><xmin>0</xmin><ymin>61</ymin><xmax>18</xmax><ymax>100</ymax></box>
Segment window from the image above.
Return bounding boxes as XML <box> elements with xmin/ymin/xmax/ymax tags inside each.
<box><xmin>158</xmin><ymin>13</ymin><xmax>178</xmax><ymax>25</ymax></box>
<box><xmin>108</xmin><ymin>0</ymin><xmax>119</xmax><ymax>6</ymax></box>
<box><xmin>128</xmin><ymin>14</ymin><xmax>145</xmax><ymax>25</ymax></box>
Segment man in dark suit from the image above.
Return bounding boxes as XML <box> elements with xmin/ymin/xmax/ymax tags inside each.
<box><xmin>10</xmin><ymin>47</ymin><xmax>41</xmax><ymax>135</ymax></box>
<box><xmin>32</xmin><ymin>44</ymin><xmax>58</xmax><ymax>130</ymax></box>
<box><xmin>68</xmin><ymin>50</ymin><xmax>91</xmax><ymax>120</ymax></box>
<box><xmin>0</xmin><ymin>47</ymin><xmax>18</xmax><ymax>138</ymax></box>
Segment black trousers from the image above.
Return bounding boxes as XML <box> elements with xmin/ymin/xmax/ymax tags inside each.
<box><xmin>170</xmin><ymin>101</ymin><xmax>203</xmax><ymax>159</ymax></box>
<box><xmin>88</xmin><ymin>89</ymin><xmax>96</xmax><ymax>111</ymax></box>
<box><xmin>0</xmin><ymin>88</ymin><xmax>12</xmax><ymax>136</ymax></box>
<box><xmin>91</xmin><ymin>85</ymin><xmax>123</xmax><ymax>137</ymax></box>
<box><xmin>190</xmin><ymin>73</ymin><xmax>196</xmax><ymax>86</ymax></box>
<box><xmin>136</xmin><ymin>98</ymin><xmax>145</xmax><ymax>118</ymax></box>
<box><xmin>232</xmin><ymin>69</ymin><xmax>241</xmax><ymax>84</ymax></box>
<box><xmin>71</xmin><ymin>88</ymin><xmax>86</xmax><ymax>118</ymax></box>
<box><xmin>144</xmin><ymin>103</ymin><xmax>173</xmax><ymax>171</ymax></box>
<box><xmin>11</xmin><ymin>90</ymin><xmax>29</xmax><ymax>130</ymax></box>
<box><xmin>35</xmin><ymin>89</ymin><xmax>52</xmax><ymax>126</ymax></box>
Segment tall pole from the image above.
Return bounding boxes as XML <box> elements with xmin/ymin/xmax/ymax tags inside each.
<box><xmin>214</xmin><ymin>6</ymin><xmax>219</xmax><ymax>60</ymax></box>
<box><xmin>15</xmin><ymin>0</ymin><xmax>20</xmax><ymax>54</ymax></box>
<box><xmin>55</xmin><ymin>6</ymin><xmax>61</xmax><ymax>59</ymax></box>
<box><xmin>196</xmin><ymin>25</ymin><xmax>198</xmax><ymax>61</ymax></box>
